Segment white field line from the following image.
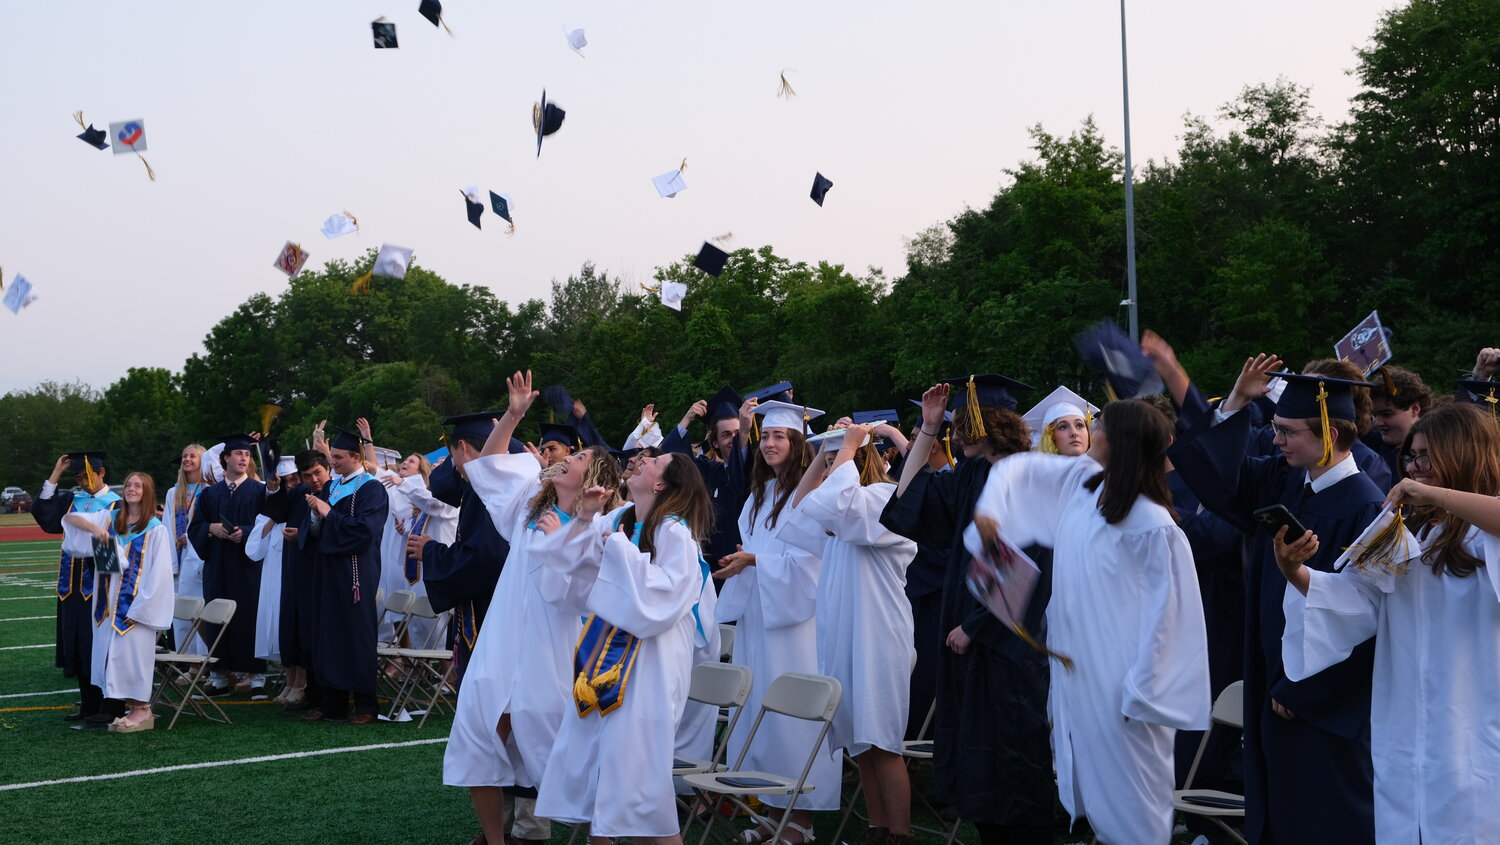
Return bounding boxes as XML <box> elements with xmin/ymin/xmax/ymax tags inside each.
<box><xmin>0</xmin><ymin>643</ymin><xmax>53</xmax><ymax>650</ymax></box>
<box><xmin>0</xmin><ymin>595</ymin><xmax>52</xmax><ymax>601</ymax></box>
<box><xmin>0</xmin><ymin>616</ymin><xmax>51</xmax><ymax>622</ymax></box>
<box><xmin>0</xmin><ymin>738</ymin><xmax>450</xmax><ymax>792</ymax></box>
<box><xmin>0</xmin><ymin>688</ymin><xmax>73</xmax><ymax>700</ymax></box>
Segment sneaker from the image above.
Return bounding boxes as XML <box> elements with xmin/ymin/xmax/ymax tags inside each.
<box><xmin>194</xmin><ymin>684</ymin><xmax>232</xmax><ymax>699</ymax></box>
<box><xmin>249</xmin><ymin>686</ymin><xmax>268</xmax><ymax>701</ymax></box>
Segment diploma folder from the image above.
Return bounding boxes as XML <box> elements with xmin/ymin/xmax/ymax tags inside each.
<box><xmin>93</xmin><ymin>536</ymin><xmax>122</xmax><ymax>574</ymax></box>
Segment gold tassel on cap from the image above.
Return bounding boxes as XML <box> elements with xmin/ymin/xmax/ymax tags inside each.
<box><xmin>344</xmin><ymin>210</ymin><xmax>360</xmax><ymax>231</ymax></box>
<box><xmin>1379</xmin><ymin>368</ymin><xmax>1398</xmax><ymax>398</ymax></box>
<box><xmin>777</xmin><ymin>70</ymin><xmax>797</xmax><ymax>98</ymax></box>
<box><xmin>259</xmin><ymin>404</ymin><xmax>284</xmax><ymax>435</ymax></box>
<box><xmin>1315</xmin><ymin>381</ymin><xmax>1334</xmax><ymax>467</ymax></box>
<box><xmin>962</xmin><ymin>376</ymin><xmax>987</xmax><ymax>439</ymax></box>
<box><xmin>942</xmin><ymin>433</ymin><xmax>955</xmax><ymax>469</ymax></box>
<box><xmin>350</xmin><ymin>270</ymin><xmax>374</xmax><ymax>296</ymax></box>
<box><xmin>82</xmin><ymin>456</ymin><xmax>98</xmax><ymax>492</ymax></box>
<box><xmin>1483</xmin><ymin>385</ymin><xmax>1499</xmax><ymax>423</ymax></box>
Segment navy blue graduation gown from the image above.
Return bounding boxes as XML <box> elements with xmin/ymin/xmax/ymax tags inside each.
<box><xmin>1240</xmin><ymin>398</ymin><xmax>1393</xmax><ymax>493</ymax></box>
<box><xmin>1169</xmin><ymin>410</ymin><xmax>1378</xmax><ymax>845</ymax></box>
<box><xmin>32</xmin><ymin>488</ymin><xmax>120</xmax><ymax>677</ymax></box>
<box><xmin>261</xmin><ymin>486</ymin><xmax>319</xmax><ymax>669</ymax></box>
<box><xmin>419</xmin><ymin>459</ymin><xmax>510</xmax><ymax>689</ymax></box>
<box><xmin>901</xmin><ymin>466</ymin><xmax>950</xmax><ymax>740</ymax></box>
<box><xmin>189</xmin><ymin>478</ymin><xmax>268</xmax><ymax>674</ymax></box>
<box><xmin>880</xmin><ymin>457</ymin><xmax>1056</xmax><ymax>828</ymax></box>
<box><xmin>298</xmin><ymin>475</ymin><xmax>386</xmax><ymax>694</ymax></box>
<box><xmin>659</xmin><ymin>427</ymin><xmax>747</xmax><ymax>568</ymax></box>
<box><xmin>1359</xmin><ymin>429</ymin><xmax>1401</xmax><ymax>490</ymax></box>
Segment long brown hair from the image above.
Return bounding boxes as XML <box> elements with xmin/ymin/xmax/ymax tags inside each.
<box><xmin>1404</xmin><ymin>402</ymin><xmax>1500</xmax><ymax>577</ymax></box>
<box><xmin>952</xmin><ymin>405</ymin><xmax>1032</xmax><ymax>458</ymax></box>
<box><xmin>524</xmin><ymin>446</ymin><xmax>623</xmax><ymax>525</ymax></box>
<box><xmin>1082</xmin><ymin>400</ymin><xmax>1175</xmax><ymax>524</ymax></box>
<box><xmin>114</xmin><ymin>472</ymin><xmax>158</xmax><ymax>536</ymax></box>
<box><xmin>174</xmin><ymin>444</ymin><xmax>206</xmax><ymax>512</ymax></box>
<box><xmin>748</xmin><ymin>427</ymin><xmax>812</xmax><ymax>530</ymax></box>
<box><xmin>619</xmin><ymin>453</ymin><xmax>714</xmax><ymax>557</ymax></box>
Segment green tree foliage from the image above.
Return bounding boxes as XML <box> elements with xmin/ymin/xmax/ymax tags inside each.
<box><xmin>0</xmin><ymin>381</ymin><xmax>100</xmax><ymax>489</ymax></box>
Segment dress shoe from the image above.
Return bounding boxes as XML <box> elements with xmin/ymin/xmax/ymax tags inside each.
<box><xmin>349</xmin><ymin>713</ymin><xmax>377</xmax><ymax>726</ymax></box>
<box><xmin>85</xmin><ymin>712</ymin><xmax>116</xmax><ymax>726</ymax></box>
<box><xmin>249</xmin><ymin>686</ymin><xmax>268</xmax><ymax>701</ymax></box>
<box><xmin>194</xmin><ymin>684</ymin><xmax>232</xmax><ymax>700</ymax></box>
<box><xmin>284</xmin><ymin>696</ymin><xmax>317</xmax><ymax>712</ymax></box>
<box><xmin>62</xmin><ymin>711</ymin><xmax>87</xmax><ymax>722</ymax></box>
<box><xmin>300</xmin><ymin>708</ymin><xmax>328</xmax><ymax>723</ymax></box>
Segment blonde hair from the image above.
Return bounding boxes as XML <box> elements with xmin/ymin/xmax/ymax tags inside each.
<box><xmin>404</xmin><ymin>453</ymin><xmax>434</xmax><ymax>486</ymax></box>
<box><xmin>174</xmin><ymin>444</ymin><xmax>206</xmax><ymax>511</ymax></box>
<box><xmin>524</xmin><ymin>447</ymin><xmax>624</xmax><ymax>525</ymax></box>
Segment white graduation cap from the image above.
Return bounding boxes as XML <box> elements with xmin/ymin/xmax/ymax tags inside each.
<box><xmin>3</xmin><ymin>274</ymin><xmax>37</xmax><ymax>315</ymax></box>
<box><xmin>565</xmin><ymin>27</ymin><xmax>587</xmax><ymax>56</ymax></box>
<box><xmin>202</xmin><ymin>442</ymin><xmax>225</xmax><ymax>483</ymax></box>
<box><xmin>275</xmin><ymin>455</ymin><xmax>298</xmax><ymax>477</ymax></box>
<box><xmin>652</xmin><ymin>168</ymin><xmax>687</xmax><ymax>199</ymax></box>
<box><xmin>807</xmin><ymin>426</ymin><xmax>871</xmax><ymax>449</ymax></box>
<box><xmin>752</xmin><ymin>399</ymin><xmax>823</xmax><ymax>433</ymax></box>
<box><xmin>659</xmin><ymin>280</ymin><xmax>687</xmax><ymax>311</ymax></box>
<box><xmin>1021</xmin><ymin>386</ymin><xmax>1099</xmax><ymax>447</ymax></box>
<box><xmin>373</xmin><ymin>243</ymin><xmax>414</xmax><ymax>279</ymax></box>
<box><xmin>321</xmin><ymin>212</ymin><xmax>359</xmax><ymax>239</ymax></box>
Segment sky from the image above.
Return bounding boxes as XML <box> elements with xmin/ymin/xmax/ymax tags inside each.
<box><xmin>0</xmin><ymin>0</ymin><xmax>1399</xmax><ymax>395</ymax></box>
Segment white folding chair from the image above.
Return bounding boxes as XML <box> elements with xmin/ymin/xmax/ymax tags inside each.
<box><xmin>718</xmin><ymin>623</ymin><xmax>735</xmax><ymax>661</ymax></box>
<box><xmin>1173</xmin><ymin>680</ymin><xmax>1247</xmax><ymax>844</ymax></box>
<box><xmin>389</xmin><ymin>594</ymin><xmax>454</xmax><ymax>726</ymax></box>
<box><xmin>677</xmin><ymin>663</ymin><xmax>755</xmax><ymax>833</ymax></box>
<box><xmin>376</xmin><ymin>590</ymin><xmax>418</xmax><ymax>704</ymax></box>
<box><xmin>152</xmin><ymin>598</ymin><xmax>236</xmax><ymax>729</ymax></box>
<box><xmin>681</xmin><ymin>672</ymin><xmax>842</xmax><ymax>845</ymax></box>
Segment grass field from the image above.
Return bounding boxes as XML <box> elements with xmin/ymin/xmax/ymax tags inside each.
<box><xmin>1</xmin><ymin>534</ymin><xmax>1211</xmax><ymax>845</ymax></box>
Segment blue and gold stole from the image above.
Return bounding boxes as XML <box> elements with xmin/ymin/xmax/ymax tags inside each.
<box><xmin>405</xmin><ymin>510</ymin><xmax>432</xmax><ymax>585</ymax></box>
<box><xmin>57</xmin><ymin>490</ymin><xmax>123</xmax><ymax>601</ymax></box>
<box><xmin>93</xmin><ymin>518</ymin><xmax>160</xmax><ymax>635</ymax></box>
<box><xmin>572</xmin><ymin>514</ymin><xmax>647</xmax><ymax>718</ymax></box>
<box><xmin>171</xmin><ymin>482</ymin><xmax>203</xmax><ymax>565</ymax></box>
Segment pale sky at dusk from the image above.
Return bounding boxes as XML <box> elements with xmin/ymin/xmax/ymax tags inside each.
<box><xmin>0</xmin><ymin>0</ymin><xmax>1397</xmax><ymax>394</ymax></box>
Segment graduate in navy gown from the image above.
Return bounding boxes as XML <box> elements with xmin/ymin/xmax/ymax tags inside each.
<box><xmin>1362</xmin><ymin>365</ymin><xmax>1430</xmax><ymax>485</ymax></box>
<box><xmin>260</xmin><ymin>448</ymin><xmax>331</xmax><ymax>711</ymax></box>
<box><xmin>659</xmin><ymin>385</ymin><xmax>749</xmax><ymax>570</ymax></box>
<box><xmin>1169</xmin><ymin>356</ymin><xmax>1380</xmax><ymax>844</ymax></box>
<box><xmin>407</xmin><ymin>412</ymin><xmax>523</xmax><ymax>688</ymax></box>
<box><xmin>297</xmin><ymin>428</ymin><xmax>388</xmax><ymax>723</ymax></box>
<box><xmin>189</xmin><ymin>434</ymin><xmax>268</xmax><ymax>696</ymax></box>
<box><xmin>881</xmin><ymin>376</ymin><xmax>1057</xmax><ymax>845</ymax></box>
<box><xmin>897</xmin><ymin>414</ymin><xmax>955</xmax><ymax>739</ymax></box>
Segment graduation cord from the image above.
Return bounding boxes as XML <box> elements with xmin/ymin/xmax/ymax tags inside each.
<box><xmin>347</xmin><ymin>484</ymin><xmax>362</xmax><ymax>604</ymax></box>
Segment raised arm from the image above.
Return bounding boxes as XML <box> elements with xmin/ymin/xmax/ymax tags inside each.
<box><xmin>481</xmin><ymin>370</ymin><xmax>538</xmax><ymax>457</ymax></box>
<box><xmin>897</xmin><ymin>383</ymin><xmax>948</xmax><ymax>498</ymax></box>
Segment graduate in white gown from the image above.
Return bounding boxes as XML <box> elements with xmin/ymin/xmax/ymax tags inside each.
<box><xmin>67</xmin><ymin>472</ymin><xmax>175</xmax><ymax>733</ymax></box>
<box><xmin>532</xmin><ymin>451</ymin><xmax>714</xmax><ymax>841</ymax></box>
<box><xmin>1275</xmin><ymin>401</ymin><xmax>1500</xmax><ymax>844</ymax></box>
<box><xmin>967</xmin><ymin>399</ymin><xmax>1210</xmax><ymax>845</ymax></box>
<box><xmin>780</xmin><ymin>423</ymin><xmax>917</xmax><ymax>845</ymax></box>
<box><xmin>443</xmin><ymin>371</ymin><xmax>624</xmax><ymax>845</ymax></box>
<box><xmin>715</xmin><ymin>399</ymin><xmax>841</xmax><ymax>845</ymax></box>
<box><xmin>246</xmin><ymin>456</ymin><xmax>298</xmax><ymax>669</ymax></box>
<box><xmin>391</xmin><ymin>452</ymin><xmax>460</xmax><ymax>649</ymax></box>
<box><xmin>163</xmin><ymin>444</ymin><xmax>208</xmax><ymax>657</ymax></box>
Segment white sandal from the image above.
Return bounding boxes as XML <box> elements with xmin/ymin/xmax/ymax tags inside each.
<box><xmin>769</xmin><ymin>821</ymin><xmax>815</xmax><ymax>845</ymax></box>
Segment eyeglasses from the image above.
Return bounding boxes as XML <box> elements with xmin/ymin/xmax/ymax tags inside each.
<box><xmin>1271</xmin><ymin>425</ymin><xmax>1313</xmax><ymax>440</ymax></box>
<box><xmin>1402</xmin><ymin>453</ymin><xmax>1432</xmax><ymax>472</ymax></box>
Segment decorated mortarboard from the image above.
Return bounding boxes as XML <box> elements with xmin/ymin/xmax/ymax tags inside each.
<box><xmin>1272</xmin><ymin>372</ymin><xmax>1374</xmax><ymax>467</ymax></box>
<box><xmin>272</xmin><ymin>241</ymin><xmax>310</xmax><ymax>278</ymax></box>
<box><xmin>461</xmin><ymin>186</ymin><xmax>484</xmax><ymax>230</ymax></box>
<box><xmin>693</xmin><ymin>242</ymin><xmax>729</xmax><ymax>277</ymax></box>
<box><xmin>707</xmin><ymin>385</ymin><xmax>742</xmax><ymax>421</ymax></box>
<box><xmin>653</xmin><ymin>162</ymin><xmax>688</xmax><ymax>199</ymax></box>
<box><xmin>489</xmin><ymin>192</ymin><xmax>514</xmax><ymax>233</ymax></box>
<box><xmin>533</xmin><ymin>90</ymin><xmax>566</xmax><ymax>157</ymax></box>
<box><xmin>1333</xmin><ymin>310</ymin><xmax>1393</xmax><ymax>378</ymax></box>
<box><xmin>328</xmin><ymin>427</ymin><xmax>372</xmax><ymax>453</ymax></box>
<box><xmin>108</xmin><ymin>118</ymin><xmax>155</xmax><ymax>181</ymax></box>
<box><xmin>659</xmin><ymin>280</ymin><xmax>687</xmax><ymax>311</ymax></box>
<box><xmin>752</xmin><ymin>400</ymin><xmax>822</xmax><ymax>432</ymax></box>
<box><xmin>321</xmin><ymin>211</ymin><xmax>359</xmax><ymax>239</ymax></box>
<box><xmin>1075</xmin><ymin>320</ymin><xmax>1164</xmax><ymax>401</ymax></box>
<box><xmin>810</xmin><ymin>172</ymin><xmax>833</xmax><ymax>207</ymax></box>
<box><xmin>565</xmin><ymin>27</ymin><xmax>587</xmax><ymax>56</ymax></box>
<box><xmin>373</xmin><ymin>243</ymin><xmax>413</xmax><ymax>279</ymax></box>
<box><xmin>1021</xmin><ymin>386</ymin><xmax>1099</xmax><ymax>449</ymax></box>
<box><xmin>418</xmin><ymin>0</ymin><xmax>451</xmax><ymax>32</ymax></box>
<box><xmin>744</xmin><ymin>381</ymin><xmax>794</xmax><ymax>404</ymax></box>
<box><xmin>371</xmin><ymin>17</ymin><xmax>399</xmax><ymax>48</ymax></box>
<box><xmin>442</xmin><ymin>411</ymin><xmax>502</xmax><ymax>443</ymax></box>
<box><xmin>941</xmin><ymin>374</ymin><xmax>1032</xmax><ymax>412</ymax></box>
<box><xmin>1458</xmin><ymin>379</ymin><xmax>1500</xmax><ymax>422</ymax></box>
<box><xmin>3</xmin><ymin>274</ymin><xmax>37</xmax><ymax>315</ymax></box>
<box><xmin>275</xmin><ymin>455</ymin><xmax>299</xmax><ymax>477</ymax></box>
<box><xmin>423</xmin><ymin>445</ymin><xmax>449</xmax><ymax>464</ymax></box>
<box><xmin>538</xmin><ymin>421</ymin><xmax>583</xmax><ymax>450</ymax></box>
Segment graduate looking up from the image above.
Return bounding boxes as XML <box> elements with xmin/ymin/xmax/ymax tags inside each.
<box><xmin>1275</xmin><ymin>400</ymin><xmax>1500</xmax><ymax>843</ymax></box>
<box><xmin>1168</xmin><ymin>353</ymin><xmax>1381</xmax><ymax>845</ymax></box>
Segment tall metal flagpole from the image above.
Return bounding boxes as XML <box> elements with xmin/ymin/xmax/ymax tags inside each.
<box><xmin>1119</xmin><ymin>0</ymin><xmax>1140</xmax><ymax>342</ymax></box>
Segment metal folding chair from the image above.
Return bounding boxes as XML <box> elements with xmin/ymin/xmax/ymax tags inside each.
<box><xmin>151</xmin><ymin>598</ymin><xmax>236</xmax><ymax>729</ymax></box>
<box><xmin>1173</xmin><ymin>680</ymin><xmax>1247</xmax><ymax>844</ymax></box>
<box><xmin>389</xmin><ymin>594</ymin><xmax>453</xmax><ymax>726</ymax></box>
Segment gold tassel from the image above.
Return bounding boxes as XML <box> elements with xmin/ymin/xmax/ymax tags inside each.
<box><xmin>73</xmin><ymin>111</ymin><xmax>87</xmax><ymax>130</ymax></box>
<box><xmin>350</xmin><ymin>270</ymin><xmax>373</xmax><ymax>296</ymax></box>
<box><xmin>1379</xmin><ymin>368</ymin><xmax>1397</xmax><ymax>398</ymax></box>
<box><xmin>136</xmin><ymin>152</ymin><xmax>156</xmax><ymax>182</ymax></box>
<box><xmin>344</xmin><ymin>210</ymin><xmax>360</xmax><ymax>230</ymax></box>
<box><xmin>590</xmin><ymin>662</ymin><xmax>622</xmax><ymax>691</ymax></box>
<box><xmin>83</xmin><ymin>457</ymin><xmax>98</xmax><ymax>492</ymax></box>
<box><xmin>259</xmin><ymin>404</ymin><xmax>284</xmax><ymax>435</ymax></box>
<box><xmin>1484</xmin><ymin>386</ymin><xmax>1498</xmax><ymax>424</ymax></box>
<box><xmin>1315</xmin><ymin>382</ymin><xmax>1333</xmax><ymax>467</ymax></box>
<box><xmin>962</xmin><ymin>376</ymin><xmax>987</xmax><ymax>439</ymax></box>
<box><xmin>678</xmin><ymin>158</ymin><xmax>688</xmax><ymax>172</ymax></box>
<box><xmin>942</xmin><ymin>434</ymin><xmax>955</xmax><ymax>469</ymax></box>
<box><xmin>573</xmin><ymin>671</ymin><xmax>599</xmax><ymax>709</ymax></box>
<box><xmin>777</xmin><ymin>70</ymin><xmax>796</xmax><ymax>98</ymax></box>
<box><xmin>1102</xmin><ymin>382</ymin><xmax>1120</xmax><ymax>403</ymax></box>
<box><xmin>1348</xmin><ymin>507</ymin><xmax>1413</xmax><ymax>575</ymax></box>
<box><xmin>1011</xmin><ymin>623</ymin><xmax>1075</xmax><ymax>671</ymax></box>
<box><xmin>504</xmin><ymin>220</ymin><xmax>515</xmax><ymax>236</ymax></box>
<box><xmin>710</xmin><ymin>231</ymin><xmax>733</xmax><ymax>244</ymax></box>
<box><xmin>751</xmin><ymin>415</ymin><xmax>761</xmax><ymax>442</ymax></box>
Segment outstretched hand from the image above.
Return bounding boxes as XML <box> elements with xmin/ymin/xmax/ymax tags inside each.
<box><xmin>1225</xmin><ymin>353</ymin><xmax>1284</xmax><ymax>412</ymax></box>
<box><xmin>920</xmin><ymin>383</ymin><xmax>950</xmax><ymax>432</ymax></box>
<box><xmin>507</xmin><ymin>370</ymin><xmax>540</xmax><ymax>417</ymax></box>
<box><xmin>579</xmin><ymin>485</ymin><xmax>613</xmax><ymax>518</ymax></box>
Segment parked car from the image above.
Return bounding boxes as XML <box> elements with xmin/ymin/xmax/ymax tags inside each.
<box><xmin>7</xmin><ymin>491</ymin><xmax>33</xmax><ymax>513</ymax></box>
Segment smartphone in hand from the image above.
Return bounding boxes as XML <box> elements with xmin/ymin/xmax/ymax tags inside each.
<box><xmin>1253</xmin><ymin>504</ymin><xmax>1307</xmax><ymax>539</ymax></box>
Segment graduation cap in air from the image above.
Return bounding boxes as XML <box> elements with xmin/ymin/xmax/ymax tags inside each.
<box><xmin>371</xmin><ymin>18</ymin><xmax>399</xmax><ymax>48</ymax></box>
<box><xmin>565</xmin><ymin>27</ymin><xmax>587</xmax><ymax>56</ymax></box>
<box><xmin>76</xmin><ymin>124</ymin><xmax>109</xmax><ymax>151</ymax></box>
<box><xmin>321</xmin><ymin>212</ymin><xmax>359</xmax><ymax>239</ymax></box>
<box><xmin>418</xmin><ymin>0</ymin><xmax>447</xmax><ymax>29</ymax></box>
<box><xmin>694</xmin><ymin>242</ymin><xmax>729</xmax><ymax>276</ymax></box>
<box><xmin>706</xmin><ymin>385</ymin><xmax>742</xmax><ymax>421</ymax></box>
<box><xmin>534</xmin><ymin>90</ymin><xmax>566</xmax><ymax>157</ymax></box>
<box><xmin>489</xmin><ymin>192</ymin><xmax>514</xmax><ymax>233</ymax></box>
<box><xmin>272</xmin><ymin>241</ymin><xmax>310</xmax><ymax>278</ymax></box>
<box><xmin>744</xmin><ymin>381</ymin><xmax>794</xmax><ymax>405</ymax></box>
<box><xmin>373</xmin><ymin>243</ymin><xmax>413</xmax><ymax>279</ymax></box>
<box><xmin>659</xmin><ymin>280</ymin><xmax>687</xmax><ymax>311</ymax></box>
<box><xmin>751</xmin><ymin>400</ymin><xmax>823</xmax><ymax>433</ymax></box>
<box><xmin>3</xmin><ymin>274</ymin><xmax>37</xmax><ymax>315</ymax></box>
<box><xmin>461</xmin><ymin>187</ymin><xmax>484</xmax><ymax>230</ymax></box>
<box><xmin>653</xmin><ymin>164</ymin><xmax>687</xmax><ymax>199</ymax></box>
<box><xmin>1075</xmin><ymin>320</ymin><xmax>1164</xmax><ymax>401</ymax></box>
<box><xmin>810</xmin><ymin>172</ymin><xmax>833</xmax><ymax>207</ymax></box>
<box><xmin>541</xmin><ymin>385</ymin><xmax>578</xmax><ymax>421</ymax></box>
<box><xmin>328</xmin><ymin>427</ymin><xmax>372</xmax><ymax>454</ymax></box>
<box><xmin>1457</xmin><ymin>379</ymin><xmax>1499</xmax><ymax>422</ymax></box>
<box><xmin>424</xmin><ymin>445</ymin><xmax>449</xmax><ymax>465</ymax></box>
<box><xmin>107</xmin><ymin>118</ymin><xmax>155</xmax><ymax>180</ymax></box>
<box><xmin>538</xmin><ymin>421</ymin><xmax>584</xmax><ymax>451</ymax></box>
<box><xmin>1272</xmin><ymin>372</ymin><xmax>1374</xmax><ymax>467</ymax></box>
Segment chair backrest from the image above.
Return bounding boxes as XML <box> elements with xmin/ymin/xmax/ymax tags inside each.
<box><xmin>762</xmin><ymin>672</ymin><xmax>841</xmax><ymax>722</ymax></box>
<box><xmin>384</xmin><ymin>589</ymin><xmax>416</xmax><ymax>616</ymax></box>
<box><xmin>689</xmin><ymin>661</ymin><xmax>753</xmax><ymax>708</ymax></box>
<box><xmin>375</xmin><ymin>586</ymin><xmax>385</xmax><ymax>609</ymax></box>
<box><xmin>198</xmin><ymin>598</ymin><xmax>237</xmax><ymax>626</ymax></box>
<box><xmin>1212</xmin><ymin>680</ymin><xmax>1244</xmax><ymax>729</ymax></box>
<box><xmin>174</xmin><ymin>595</ymin><xmax>205</xmax><ymax>622</ymax></box>
<box><xmin>408</xmin><ymin>594</ymin><xmax>438</xmax><ymax>620</ymax></box>
<box><xmin>718</xmin><ymin>623</ymin><xmax>735</xmax><ymax>661</ymax></box>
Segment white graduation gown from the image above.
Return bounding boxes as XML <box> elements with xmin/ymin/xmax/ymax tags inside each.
<box><xmin>778</xmin><ymin>463</ymin><xmax>916</xmax><ymax>757</ymax></box>
<box><xmin>83</xmin><ymin>513</ymin><xmax>175</xmax><ymax>702</ymax></box>
<box><xmin>164</xmin><ymin>483</ymin><xmax>207</xmax><ymax>656</ymax></box>
<box><xmin>245</xmin><ymin>514</ymin><xmax>284</xmax><ymax>662</ymax></box>
<box><xmin>443</xmin><ymin>452</ymin><xmax>581</xmax><ymax>790</ymax></box>
<box><xmin>1282</xmin><ymin>522</ymin><xmax>1500</xmax><ymax>844</ymax></box>
<box><xmin>533</xmin><ymin>507</ymin><xmax>701</xmax><ymax>836</ymax></box>
<box><xmin>968</xmin><ymin>453</ymin><xmax>1209</xmax><ymax>845</ymax></box>
<box><xmin>716</xmin><ymin>480</ymin><xmax>841</xmax><ymax>810</ymax></box>
<box><xmin>376</xmin><ymin>470</ymin><xmax>414</xmax><ymax>643</ymax></box>
<box><xmin>401</xmin><ymin>474</ymin><xmax>459</xmax><ymax>648</ymax></box>
<box><xmin>674</xmin><ymin>569</ymin><xmax>721</xmax><ymax>794</ymax></box>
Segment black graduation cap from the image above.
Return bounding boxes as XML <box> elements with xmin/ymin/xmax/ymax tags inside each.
<box><xmin>442</xmin><ymin>411</ymin><xmax>502</xmax><ymax>443</ymax></box>
<box><xmin>534</xmin><ymin>90</ymin><xmax>566</xmax><ymax>157</ymax></box>
<box><xmin>1273</xmin><ymin>372</ymin><xmax>1370</xmax><ymax>422</ymax></box>
<box><xmin>66</xmin><ymin>451</ymin><xmax>109</xmax><ymax>474</ymax></box>
<box><xmin>706</xmin><ymin>385</ymin><xmax>742</xmax><ymax>421</ymax></box>
<box><xmin>462</xmin><ymin>190</ymin><xmax>484</xmax><ymax>229</ymax></box>
<box><xmin>328</xmin><ymin>427</ymin><xmax>372</xmax><ymax>453</ymax></box>
<box><xmin>418</xmin><ymin>0</ymin><xmax>443</xmax><ymax>27</ymax></box>
<box><xmin>1457</xmin><ymin>379</ymin><xmax>1499</xmax><ymax>421</ymax></box>
<box><xmin>541</xmin><ymin>385</ymin><xmax>576</xmax><ymax>421</ymax></box>
<box><xmin>1075</xmin><ymin>319</ymin><xmax>1164</xmax><ymax>401</ymax></box>
<box><xmin>694</xmin><ymin>242</ymin><xmax>729</xmax><ymax>276</ymax></box>
<box><xmin>76</xmin><ymin>125</ymin><xmax>109</xmax><ymax>150</ymax></box>
<box><xmin>851</xmin><ymin>409</ymin><xmax>897</xmax><ymax>426</ymax></box>
<box><xmin>810</xmin><ymin>172</ymin><xmax>833</xmax><ymax>207</ymax></box>
<box><xmin>612</xmin><ymin>446</ymin><xmax>645</xmax><ymax>467</ymax></box>
<box><xmin>219</xmin><ymin>433</ymin><xmax>258</xmax><ymax>454</ymax></box>
<box><xmin>371</xmin><ymin>18</ymin><xmax>399</xmax><ymax>48</ymax></box>
<box><xmin>489</xmin><ymin>192</ymin><xmax>513</xmax><ymax>228</ymax></box>
<box><xmin>538</xmin><ymin>422</ymin><xmax>583</xmax><ymax>451</ymax></box>
<box><xmin>941</xmin><ymin>374</ymin><xmax>1033</xmax><ymax>412</ymax></box>
<box><xmin>744</xmin><ymin>381</ymin><xmax>794</xmax><ymax>404</ymax></box>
